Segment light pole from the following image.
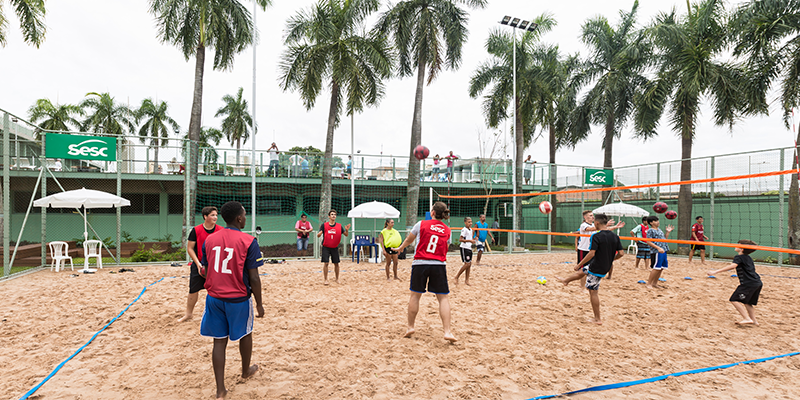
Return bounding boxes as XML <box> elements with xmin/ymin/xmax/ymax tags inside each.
<box><xmin>499</xmin><ymin>16</ymin><xmax>537</xmax><ymax>249</ymax></box>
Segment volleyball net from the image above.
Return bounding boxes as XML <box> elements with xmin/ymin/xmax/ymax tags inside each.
<box><xmin>436</xmin><ymin>157</ymin><xmax>800</xmax><ymax>266</ymax></box>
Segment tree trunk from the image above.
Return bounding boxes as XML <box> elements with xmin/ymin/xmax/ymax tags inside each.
<box><xmin>318</xmin><ymin>81</ymin><xmax>340</xmax><ymax>225</ymax></box>
<box><xmin>601</xmin><ymin>113</ymin><xmax>614</xmax><ymax>204</ymax></box>
<box><xmin>788</xmin><ymin>130</ymin><xmax>800</xmax><ymax>264</ymax></box>
<box><xmin>236</xmin><ymin>138</ymin><xmax>241</xmax><ymax>166</ymax></box>
<box><xmin>549</xmin><ymin>123</ymin><xmax>557</xmax><ymax>235</ymax></box>
<box><xmin>183</xmin><ymin>44</ymin><xmax>205</xmax><ymax>247</ymax></box>
<box><xmin>513</xmin><ymin>97</ymin><xmax>523</xmax><ymax>246</ymax></box>
<box><xmin>405</xmin><ymin>60</ymin><xmax>426</xmax><ymax>229</ymax></box>
<box><xmin>154</xmin><ymin>145</ymin><xmax>160</xmax><ymax>171</ymax></box>
<box><xmin>676</xmin><ymin>121</ymin><xmax>693</xmax><ymax>256</ymax></box>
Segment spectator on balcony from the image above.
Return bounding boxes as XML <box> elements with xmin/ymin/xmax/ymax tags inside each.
<box><xmin>53</xmin><ymin>159</ymin><xmax>63</xmax><ymax>172</ymax></box>
<box><xmin>301</xmin><ymin>157</ymin><xmax>310</xmax><ymax>177</ymax></box>
<box><xmin>345</xmin><ymin>155</ymin><xmax>352</xmax><ymax>178</ymax></box>
<box><xmin>267</xmin><ymin>143</ymin><xmax>280</xmax><ymax>176</ymax></box>
<box><xmin>523</xmin><ymin>155</ymin><xmax>536</xmax><ymax>185</ymax></box>
<box><xmin>432</xmin><ymin>154</ymin><xmax>441</xmax><ymax>181</ymax></box>
<box><xmin>445</xmin><ymin>151</ymin><xmax>458</xmax><ymax>182</ymax></box>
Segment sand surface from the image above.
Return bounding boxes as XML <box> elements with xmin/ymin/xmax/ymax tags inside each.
<box><xmin>2</xmin><ymin>252</ymin><xmax>800</xmax><ymax>400</ymax></box>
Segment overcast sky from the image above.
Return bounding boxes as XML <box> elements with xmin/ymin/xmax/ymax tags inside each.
<box><xmin>0</xmin><ymin>0</ymin><xmax>793</xmax><ymax>170</ymax></box>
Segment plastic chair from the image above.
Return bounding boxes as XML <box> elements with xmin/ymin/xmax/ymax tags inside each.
<box><xmin>48</xmin><ymin>241</ymin><xmax>74</xmax><ymax>272</ymax></box>
<box><xmin>627</xmin><ymin>240</ymin><xmax>638</xmax><ymax>255</ymax></box>
<box><xmin>351</xmin><ymin>235</ymin><xmax>378</xmax><ymax>264</ymax></box>
<box><xmin>83</xmin><ymin>240</ymin><xmax>104</xmax><ymax>270</ymax></box>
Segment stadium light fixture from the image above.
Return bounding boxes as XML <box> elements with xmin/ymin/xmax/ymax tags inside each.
<box><xmin>498</xmin><ymin>15</ymin><xmax>539</xmax><ymax>246</ymax></box>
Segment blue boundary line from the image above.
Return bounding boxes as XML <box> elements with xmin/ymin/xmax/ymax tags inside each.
<box><xmin>526</xmin><ymin>351</ymin><xmax>800</xmax><ymax>400</ymax></box>
<box><xmin>18</xmin><ymin>277</ymin><xmax>167</xmax><ymax>400</ymax></box>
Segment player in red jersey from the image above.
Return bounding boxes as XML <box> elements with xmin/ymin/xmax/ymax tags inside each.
<box><xmin>200</xmin><ymin>201</ymin><xmax>264</xmax><ymax>400</ymax></box>
<box><xmin>179</xmin><ymin>206</ymin><xmax>223</xmax><ymax>322</ymax></box>
<box><xmin>394</xmin><ymin>201</ymin><xmax>457</xmax><ymax>342</ymax></box>
<box><xmin>316</xmin><ymin>209</ymin><xmax>351</xmax><ymax>285</ymax></box>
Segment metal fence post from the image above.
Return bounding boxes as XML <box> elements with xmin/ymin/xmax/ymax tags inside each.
<box><xmin>709</xmin><ymin>156</ymin><xmax>715</xmax><ymax>261</ymax></box>
<box><xmin>656</xmin><ymin>163</ymin><xmax>661</xmax><ymax>201</ymax></box>
<box><xmin>779</xmin><ymin>149</ymin><xmax>785</xmax><ymax>267</ymax></box>
<box><xmin>41</xmin><ymin>134</ymin><xmax>47</xmax><ymax>267</ymax></box>
<box><xmin>3</xmin><ymin>113</ymin><xmax>10</xmax><ymax>276</ymax></box>
<box><xmin>547</xmin><ymin>164</ymin><xmax>553</xmax><ymax>253</ymax></box>
<box><xmin>117</xmin><ymin>137</ymin><xmax>122</xmax><ymax>264</ymax></box>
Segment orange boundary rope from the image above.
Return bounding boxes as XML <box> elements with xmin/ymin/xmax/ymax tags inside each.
<box><xmin>439</xmin><ymin>168</ymin><xmax>797</xmax><ymax>199</ymax></box>
<box><xmin>472</xmin><ymin>228</ymin><xmax>800</xmax><ymax>255</ymax></box>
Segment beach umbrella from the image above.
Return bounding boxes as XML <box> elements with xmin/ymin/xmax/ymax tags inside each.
<box><xmin>34</xmin><ymin>188</ymin><xmax>131</xmax><ymax>241</ymax></box>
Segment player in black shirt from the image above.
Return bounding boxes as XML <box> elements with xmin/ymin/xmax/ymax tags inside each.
<box><xmin>707</xmin><ymin>239</ymin><xmax>763</xmax><ymax>325</ymax></box>
<box><xmin>556</xmin><ymin>213</ymin><xmax>624</xmax><ymax>325</ymax></box>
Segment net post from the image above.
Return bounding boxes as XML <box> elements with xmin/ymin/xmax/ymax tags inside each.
<box><xmin>709</xmin><ymin>156</ymin><xmax>715</xmax><ymax>261</ymax></box>
<box><xmin>581</xmin><ymin>167</ymin><xmax>585</xmax><ymax>212</ymax></box>
<box><xmin>3</xmin><ymin>112</ymin><xmax>10</xmax><ymax>276</ymax></box>
<box><xmin>779</xmin><ymin>149</ymin><xmax>785</xmax><ymax>267</ymax></box>
<box><xmin>547</xmin><ymin>164</ymin><xmax>553</xmax><ymax>253</ymax></box>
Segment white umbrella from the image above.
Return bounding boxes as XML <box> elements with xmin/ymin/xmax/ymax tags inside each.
<box><xmin>347</xmin><ymin>201</ymin><xmax>400</xmax><ymax>219</ymax></box>
<box><xmin>593</xmin><ymin>202</ymin><xmax>650</xmax><ymax>218</ymax></box>
<box><xmin>34</xmin><ymin>188</ymin><xmax>131</xmax><ymax>241</ymax></box>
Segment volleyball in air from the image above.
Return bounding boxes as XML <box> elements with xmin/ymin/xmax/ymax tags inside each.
<box><xmin>653</xmin><ymin>202</ymin><xmax>668</xmax><ymax>214</ymax></box>
<box><xmin>536</xmin><ymin>276</ymin><xmax>547</xmax><ymax>285</ymax></box>
<box><xmin>665</xmin><ymin>210</ymin><xmax>677</xmax><ymax>220</ymax></box>
<box><xmin>539</xmin><ymin>201</ymin><xmax>552</xmax><ymax>214</ymax></box>
<box><xmin>413</xmin><ymin>145</ymin><xmax>430</xmax><ymax>160</ymax></box>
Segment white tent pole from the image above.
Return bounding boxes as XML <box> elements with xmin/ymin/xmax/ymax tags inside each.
<box><xmin>84</xmin><ymin>206</ymin><xmax>88</xmax><ymax>242</ymax></box>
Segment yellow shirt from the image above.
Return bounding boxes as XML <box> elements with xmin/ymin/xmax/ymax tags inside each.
<box><xmin>380</xmin><ymin>228</ymin><xmax>402</xmax><ymax>248</ymax></box>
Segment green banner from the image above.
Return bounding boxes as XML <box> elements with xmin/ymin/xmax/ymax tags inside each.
<box><xmin>45</xmin><ymin>133</ymin><xmax>117</xmax><ymax>161</ymax></box>
<box><xmin>585</xmin><ymin>168</ymin><xmax>614</xmax><ymax>186</ymax></box>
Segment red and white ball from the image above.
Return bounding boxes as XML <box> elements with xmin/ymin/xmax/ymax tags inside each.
<box><xmin>653</xmin><ymin>202</ymin><xmax>668</xmax><ymax>214</ymax></box>
<box><xmin>665</xmin><ymin>210</ymin><xmax>677</xmax><ymax>220</ymax></box>
<box><xmin>539</xmin><ymin>201</ymin><xmax>552</xmax><ymax>214</ymax></box>
<box><xmin>413</xmin><ymin>145</ymin><xmax>430</xmax><ymax>160</ymax></box>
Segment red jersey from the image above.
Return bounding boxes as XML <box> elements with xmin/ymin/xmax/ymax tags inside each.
<box><xmin>321</xmin><ymin>222</ymin><xmax>343</xmax><ymax>248</ymax></box>
<box><xmin>692</xmin><ymin>223</ymin><xmax>705</xmax><ymax>241</ymax></box>
<box><xmin>639</xmin><ymin>223</ymin><xmax>648</xmax><ymax>239</ymax></box>
<box><xmin>414</xmin><ymin>220</ymin><xmax>451</xmax><ymax>262</ymax></box>
<box><xmin>202</xmin><ymin>228</ymin><xmax>262</xmax><ymax>301</ymax></box>
<box><xmin>193</xmin><ymin>224</ymin><xmax>223</xmax><ymax>266</ymax></box>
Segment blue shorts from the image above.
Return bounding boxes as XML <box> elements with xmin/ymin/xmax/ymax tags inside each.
<box><xmin>296</xmin><ymin>237</ymin><xmax>308</xmax><ymax>251</ymax></box>
<box><xmin>652</xmin><ymin>252</ymin><xmax>669</xmax><ymax>270</ymax></box>
<box><xmin>200</xmin><ymin>296</ymin><xmax>254</xmax><ymax>341</ymax></box>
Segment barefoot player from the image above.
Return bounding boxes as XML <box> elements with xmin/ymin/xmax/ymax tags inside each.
<box><xmin>179</xmin><ymin>206</ymin><xmax>223</xmax><ymax>322</ymax></box>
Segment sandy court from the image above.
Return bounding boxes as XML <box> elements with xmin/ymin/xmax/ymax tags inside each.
<box><xmin>2</xmin><ymin>252</ymin><xmax>800</xmax><ymax>400</ymax></box>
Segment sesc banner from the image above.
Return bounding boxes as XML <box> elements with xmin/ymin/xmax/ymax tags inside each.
<box><xmin>45</xmin><ymin>133</ymin><xmax>117</xmax><ymax>162</ymax></box>
<box><xmin>584</xmin><ymin>168</ymin><xmax>614</xmax><ymax>186</ymax></box>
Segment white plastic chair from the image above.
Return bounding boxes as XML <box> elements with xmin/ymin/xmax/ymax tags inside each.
<box><xmin>83</xmin><ymin>240</ymin><xmax>103</xmax><ymax>270</ymax></box>
<box><xmin>48</xmin><ymin>241</ymin><xmax>74</xmax><ymax>272</ymax></box>
<box><xmin>197</xmin><ymin>164</ymin><xmax>205</xmax><ymax>175</ymax></box>
<box><xmin>627</xmin><ymin>240</ymin><xmax>638</xmax><ymax>255</ymax></box>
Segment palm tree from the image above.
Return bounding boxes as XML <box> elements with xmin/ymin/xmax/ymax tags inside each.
<box><xmin>0</xmin><ymin>0</ymin><xmax>46</xmax><ymax>47</ymax></box>
<box><xmin>635</xmin><ymin>0</ymin><xmax>749</xmax><ymax>254</ymax></box>
<box><xmin>215</xmin><ymin>87</ymin><xmax>252</xmax><ymax>166</ymax></box>
<box><xmin>731</xmin><ymin>0</ymin><xmax>800</xmax><ymax>262</ymax></box>
<box><xmin>183</xmin><ymin>127</ymin><xmax>224</xmax><ymax>167</ymax></box>
<box><xmin>80</xmin><ymin>92</ymin><xmax>136</xmax><ymax>135</ymax></box>
<box><xmin>376</xmin><ymin>0</ymin><xmax>487</xmax><ymax>228</ymax></box>
<box><xmin>571</xmin><ymin>0</ymin><xmax>651</xmax><ymax>204</ymax></box>
<box><xmin>149</xmin><ymin>0</ymin><xmax>270</xmax><ymax>241</ymax></box>
<box><xmin>28</xmin><ymin>98</ymin><xmax>83</xmax><ymax>137</ymax></box>
<box><xmin>136</xmin><ymin>98</ymin><xmax>180</xmax><ymax>171</ymax></box>
<box><xmin>467</xmin><ymin>16</ymin><xmax>556</xmax><ymax>235</ymax></box>
<box><xmin>279</xmin><ymin>0</ymin><xmax>392</xmax><ymax>224</ymax></box>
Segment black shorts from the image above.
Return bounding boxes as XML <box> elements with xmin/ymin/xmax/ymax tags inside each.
<box><xmin>386</xmin><ymin>248</ymin><xmax>398</xmax><ymax>255</ymax></box>
<box><xmin>321</xmin><ymin>246</ymin><xmax>341</xmax><ymax>263</ymax></box>
<box><xmin>692</xmin><ymin>244</ymin><xmax>706</xmax><ymax>251</ymax></box>
<box><xmin>650</xmin><ymin>253</ymin><xmax>656</xmax><ymax>268</ymax></box>
<box><xmin>410</xmin><ymin>263</ymin><xmax>450</xmax><ymax>294</ymax></box>
<box><xmin>460</xmin><ymin>248</ymin><xmax>473</xmax><ymax>263</ymax></box>
<box><xmin>577</xmin><ymin>249</ymin><xmax>589</xmax><ymax>264</ymax></box>
<box><xmin>189</xmin><ymin>262</ymin><xmax>206</xmax><ymax>294</ymax></box>
<box><xmin>730</xmin><ymin>284</ymin><xmax>762</xmax><ymax>305</ymax></box>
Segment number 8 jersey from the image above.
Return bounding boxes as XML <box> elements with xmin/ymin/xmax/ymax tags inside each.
<box><xmin>201</xmin><ymin>227</ymin><xmax>264</xmax><ymax>302</ymax></box>
<box><xmin>413</xmin><ymin>220</ymin><xmax>451</xmax><ymax>263</ymax></box>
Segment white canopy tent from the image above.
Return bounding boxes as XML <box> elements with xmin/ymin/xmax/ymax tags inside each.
<box><xmin>34</xmin><ymin>188</ymin><xmax>131</xmax><ymax>241</ymax></box>
<box><xmin>592</xmin><ymin>202</ymin><xmax>650</xmax><ymax>218</ymax></box>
